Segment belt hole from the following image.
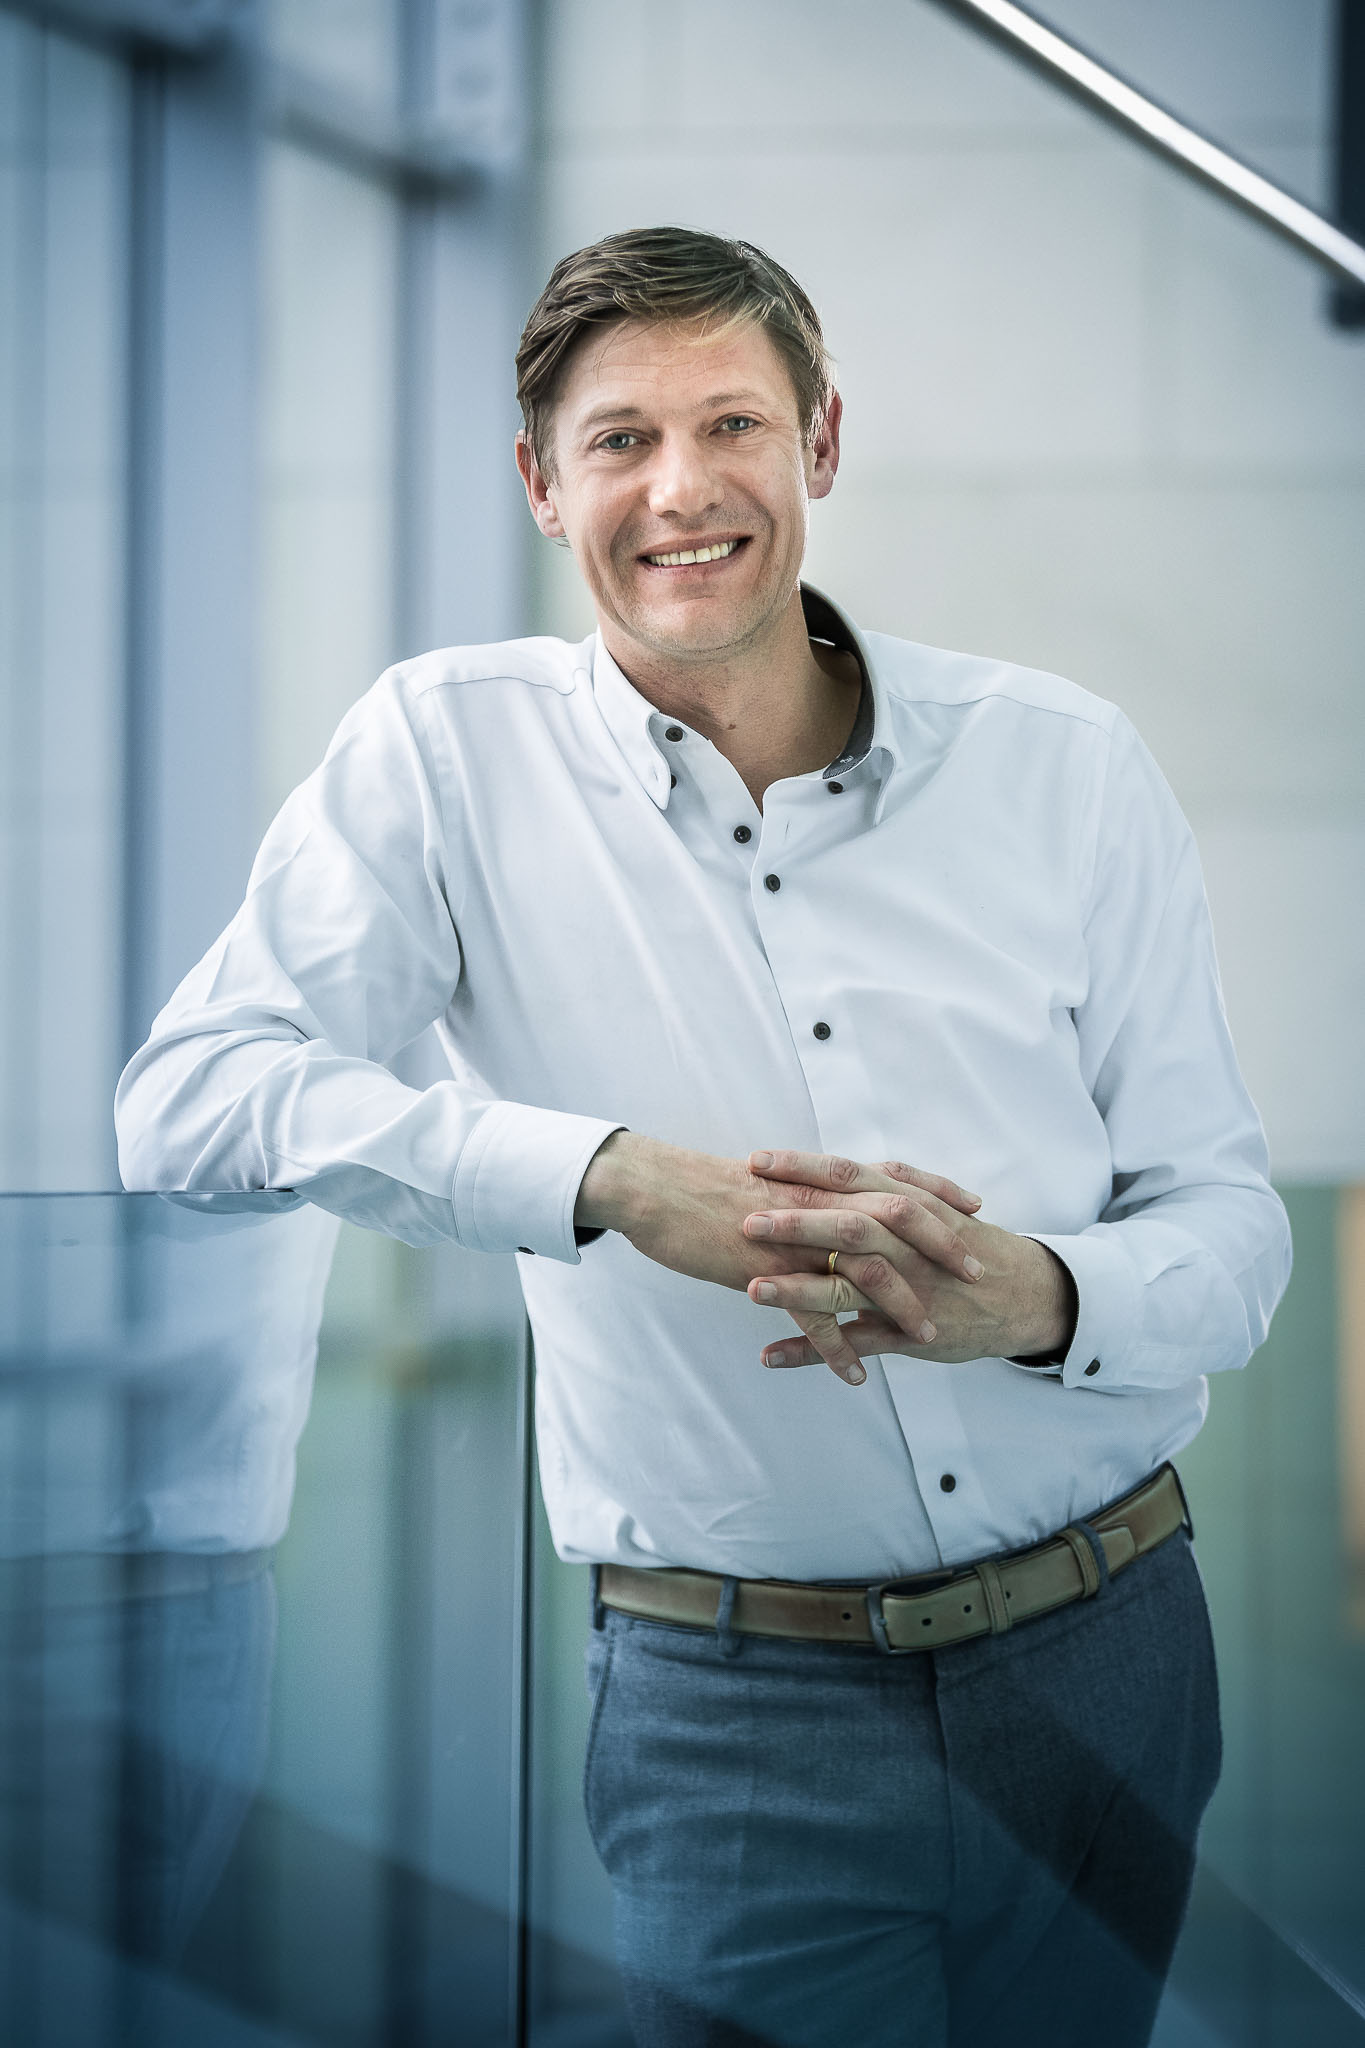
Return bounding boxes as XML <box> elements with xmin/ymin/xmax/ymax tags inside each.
<box><xmin>841</xmin><ymin>1609</ymin><xmax>852</xmax><ymax>1620</ymax></box>
<box><xmin>922</xmin><ymin>1617</ymin><xmax>933</xmax><ymax>1628</ymax></box>
<box><xmin>963</xmin><ymin>1603</ymin><xmax>972</xmax><ymax>1613</ymax></box>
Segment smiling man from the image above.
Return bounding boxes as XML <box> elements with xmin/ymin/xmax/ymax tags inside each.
<box><xmin>117</xmin><ymin>228</ymin><xmax>1291</xmax><ymax>2047</ymax></box>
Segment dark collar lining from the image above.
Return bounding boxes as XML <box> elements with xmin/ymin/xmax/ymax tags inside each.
<box><xmin>800</xmin><ymin>587</ymin><xmax>874</xmax><ymax>778</ymax></box>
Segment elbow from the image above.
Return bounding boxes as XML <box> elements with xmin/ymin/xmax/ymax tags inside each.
<box><xmin>114</xmin><ymin>1048</ymin><xmax>193</xmax><ymax>1191</ymax></box>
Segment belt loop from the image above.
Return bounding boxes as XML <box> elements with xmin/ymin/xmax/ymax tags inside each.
<box><xmin>589</xmin><ymin>1564</ymin><xmax>605</xmax><ymax>1632</ymax></box>
<box><xmin>1062</xmin><ymin>1522</ymin><xmax>1108</xmax><ymax>1599</ymax></box>
<box><xmin>974</xmin><ymin>1558</ymin><xmax>1012</xmax><ymax>1635</ymax></box>
<box><xmin>715</xmin><ymin>1575</ymin><xmax>742</xmax><ymax>1658</ymax></box>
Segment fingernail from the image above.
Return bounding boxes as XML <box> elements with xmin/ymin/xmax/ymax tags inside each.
<box><xmin>754</xmin><ymin>1282</ymin><xmax>777</xmax><ymax>1302</ymax></box>
<box><xmin>747</xmin><ymin>1215</ymin><xmax>773</xmax><ymax>1236</ymax></box>
<box><xmin>918</xmin><ymin>1321</ymin><xmax>936</xmax><ymax>1343</ymax></box>
<box><xmin>963</xmin><ymin>1190</ymin><xmax>983</xmax><ymax>1207</ymax></box>
<box><xmin>964</xmin><ymin>1256</ymin><xmax>985</xmax><ymax>1280</ymax></box>
<box><xmin>751</xmin><ymin>1151</ymin><xmax>774</xmax><ymax>1170</ymax></box>
<box><xmin>846</xmin><ymin>1364</ymin><xmax>866</xmax><ymax>1385</ymax></box>
<box><xmin>766</xmin><ymin>1350</ymin><xmax>788</xmax><ymax>1368</ymax></box>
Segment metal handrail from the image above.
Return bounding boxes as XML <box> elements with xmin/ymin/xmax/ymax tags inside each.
<box><xmin>929</xmin><ymin>0</ymin><xmax>1365</xmax><ymax>292</ymax></box>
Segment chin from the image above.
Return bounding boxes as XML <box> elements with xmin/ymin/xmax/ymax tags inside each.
<box><xmin>631</xmin><ymin>606</ymin><xmax>754</xmax><ymax>660</ymax></box>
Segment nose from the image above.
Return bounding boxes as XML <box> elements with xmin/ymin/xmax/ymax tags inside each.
<box><xmin>644</xmin><ymin>431</ymin><xmax>725</xmax><ymax>523</ymax></box>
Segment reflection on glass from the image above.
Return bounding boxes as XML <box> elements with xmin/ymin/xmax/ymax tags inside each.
<box><xmin>0</xmin><ymin>1195</ymin><xmax>533</xmax><ymax>2044</ymax></box>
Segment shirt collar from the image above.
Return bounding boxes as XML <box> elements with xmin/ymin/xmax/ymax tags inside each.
<box><xmin>590</xmin><ymin>582</ymin><xmax>899</xmax><ymax>812</ymax></box>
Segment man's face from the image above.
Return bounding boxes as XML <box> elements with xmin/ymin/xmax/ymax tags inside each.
<box><xmin>517</xmin><ymin>317</ymin><xmax>840</xmax><ymax>670</ymax></box>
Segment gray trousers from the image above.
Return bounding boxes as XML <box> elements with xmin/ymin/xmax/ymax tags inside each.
<box><xmin>584</xmin><ymin>1528</ymin><xmax>1220</xmax><ymax>2048</ymax></box>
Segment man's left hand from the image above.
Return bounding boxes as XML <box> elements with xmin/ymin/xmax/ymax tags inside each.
<box><xmin>740</xmin><ymin>1150</ymin><xmax>1077</xmax><ymax>1369</ymax></box>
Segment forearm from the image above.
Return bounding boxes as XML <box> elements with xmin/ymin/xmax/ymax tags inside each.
<box><xmin>117</xmin><ymin>1018</ymin><xmax>621</xmax><ymax>1257</ymax></box>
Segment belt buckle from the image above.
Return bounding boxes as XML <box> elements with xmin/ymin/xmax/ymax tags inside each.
<box><xmin>865</xmin><ymin>1570</ymin><xmax>954</xmax><ymax>1655</ymax></box>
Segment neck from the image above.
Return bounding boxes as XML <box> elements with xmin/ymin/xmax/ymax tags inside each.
<box><xmin>600</xmin><ymin>587</ymin><xmax>860</xmax><ymax>808</ymax></box>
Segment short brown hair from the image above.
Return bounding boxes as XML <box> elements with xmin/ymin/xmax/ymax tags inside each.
<box><xmin>516</xmin><ymin>225</ymin><xmax>834</xmax><ymax>476</ymax></box>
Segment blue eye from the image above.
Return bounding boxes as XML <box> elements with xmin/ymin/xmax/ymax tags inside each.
<box><xmin>720</xmin><ymin>416</ymin><xmax>757</xmax><ymax>432</ymax></box>
<box><xmin>600</xmin><ymin>432</ymin><xmax>638</xmax><ymax>450</ymax></box>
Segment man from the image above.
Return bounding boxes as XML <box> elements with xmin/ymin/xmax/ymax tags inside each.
<box><xmin>117</xmin><ymin>227</ymin><xmax>1291</xmax><ymax>2045</ymax></box>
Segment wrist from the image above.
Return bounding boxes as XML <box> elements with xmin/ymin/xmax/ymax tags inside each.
<box><xmin>1012</xmin><ymin>1243</ymin><xmax>1079</xmax><ymax>1361</ymax></box>
<box><xmin>574</xmin><ymin>1129</ymin><xmax>659</xmax><ymax>1236</ymax></box>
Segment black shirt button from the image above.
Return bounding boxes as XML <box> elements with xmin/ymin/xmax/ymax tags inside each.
<box><xmin>940</xmin><ymin>1473</ymin><xmax>957</xmax><ymax>1493</ymax></box>
<box><xmin>827</xmin><ymin>781</ymin><xmax>844</xmax><ymax>795</ymax></box>
<box><xmin>517</xmin><ymin>1247</ymin><xmax>534</xmax><ymax>1256</ymax></box>
<box><xmin>1084</xmin><ymin>1359</ymin><xmax>1101</xmax><ymax>1376</ymax></box>
<box><xmin>669</xmin><ymin>773</ymin><xmax>677</xmax><ymax>787</ymax></box>
<box><xmin>812</xmin><ymin>1021</ymin><xmax>831</xmax><ymax>1040</ymax></box>
<box><xmin>733</xmin><ymin>825</ymin><xmax>752</xmax><ymax>844</ymax></box>
<box><xmin>664</xmin><ymin>724</ymin><xmax>684</xmax><ymax>742</ymax></box>
<box><xmin>764</xmin><ymin>873</ymin><xmax>781</xmax><ymax>892</ymax></box>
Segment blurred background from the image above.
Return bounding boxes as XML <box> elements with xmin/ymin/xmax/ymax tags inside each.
<box><xmin>1</xmin><ymin>0</ymin><xmax>1363</xmax><ymax>2041</ymax></box>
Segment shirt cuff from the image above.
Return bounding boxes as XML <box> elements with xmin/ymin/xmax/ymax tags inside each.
<box><xmin>1016</xmin><ymin>1228</ymin><xmax>1143</xmax><ymax>1390</ymax></box>
<box><xmin>452</xmin><ymin>1102</ymin><xmax>626</xmax><ymax>1262</ymax></box>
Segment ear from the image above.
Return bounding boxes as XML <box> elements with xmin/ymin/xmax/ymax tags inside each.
<box><xmin>515</xmin><ymin>431</ymin><xmax>566</xmax><ymax>539</ymax></box>
<box><xmin>805</xmin><ymin>390</ymin><xmax>842</xmax><ymax>503</ymax></box>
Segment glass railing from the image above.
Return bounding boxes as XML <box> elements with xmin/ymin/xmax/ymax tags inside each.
<box><xmin>0</xmin><ymin>1188</ymin><xmax>1360</xmax><ymax>2045</ymax></box>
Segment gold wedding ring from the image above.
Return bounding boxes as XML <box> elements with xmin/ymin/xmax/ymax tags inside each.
<box><xmin>827</xmin><ymin>1250</ymin><xmax>840</xmax><ymax>1275</ymax></box>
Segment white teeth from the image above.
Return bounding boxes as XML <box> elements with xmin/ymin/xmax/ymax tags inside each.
<box><xmin>645</xmin><ymin>539</ymin><xmax>740</xmax><ymax>567</ymax></box>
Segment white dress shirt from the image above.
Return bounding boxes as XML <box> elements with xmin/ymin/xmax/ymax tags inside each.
<box><xmin>116</xmin><ymin>587</ymin><xmax>1291</xmax><ymax>1578</ymax></box>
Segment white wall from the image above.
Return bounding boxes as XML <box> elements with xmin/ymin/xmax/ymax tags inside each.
<box><xmin>530</xmin><ymin>0</ymin><xmax>1365</xmax><ymax>1183</ymax></box>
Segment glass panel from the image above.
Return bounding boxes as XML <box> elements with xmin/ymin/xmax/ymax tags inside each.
<box><xmin>1169</xmin><ymin>1184</ymin><xmax>1365</xmax><ymax>2040</ymax></box>
<box><xmin>0</xmin><ymin>1192</ymin><xmax>528</xmax><ymax>2045</ymax></box>
<box><xmin>525</xmin><ymin>1185</ymin><xmax>1365</xmax><ymax>2047</ymax></box>
<box><xmin>0</xmin><ymin>20</ymin><xmax>128</xmax><ymax>1191</ymax></box>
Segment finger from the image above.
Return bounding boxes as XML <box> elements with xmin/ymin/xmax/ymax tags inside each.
<box><xmin>749</xmin><ymin>1271</ymin><xmax>873</xmax><ymax>1317</ymax></box>
<box><xmin>840</xmin><ymin>1191</ymin><xmax>985</xmax><ymax>1282</ymax></box>
<box><xmin>749</xmin><ymin>1148</ymin><xmax>981</xmax><ymax>1213</ymax></box>
<box><xmin>749</xmin><ymin>1265</ymin><xmax>936</xmax><ymax>1345</ymax></box>
<box><xmin>745</xmin><ymin>1200</ymin><xmax>979</xmax><ymax>1290</ymax></box>
<box><xmin>763</xmin><ymin>1312</ymin><xmax>905</xmax><ymax>1370</ymax></box>
<box><xmin>876</xmin><ymin>1161</ymin><xmax>982</xmax><ymax>1213</ymax></box>
<box><xmin>789</xmin><ymin>1310</ymin><xmax>869</xmax><ymax>1387</ymax></box>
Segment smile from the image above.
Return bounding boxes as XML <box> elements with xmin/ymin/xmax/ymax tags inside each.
<box><xmin>641</xmin><ymin>538</ymin><xmax>745</xmax><ymax>568</ymax></box>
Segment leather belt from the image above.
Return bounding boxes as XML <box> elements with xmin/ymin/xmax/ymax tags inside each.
<box><xmin>598</xmin><ymin>1464</ymin><xmax>1190</xmax><ymax>1655</ymax></box>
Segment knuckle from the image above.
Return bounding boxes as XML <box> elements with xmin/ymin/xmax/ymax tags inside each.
<box><xmin>828</xmin><ymin>1155</ymin><xmax>859</xmax><ymax>1188</ymax></box>
<box><xmin>838</xmin><ymin>1212</ymin><xmax>868</xmax><ymax>1246</ymax></box>
<box><xmin>887</xmin><ymin>1194</ymin><xmax>916</xmax><ymax>1229</ymax></box>
<box><xmin>859</xmin><ymin>1256</ymin><xmax>892</xmax><ymax>1291</ymax></box>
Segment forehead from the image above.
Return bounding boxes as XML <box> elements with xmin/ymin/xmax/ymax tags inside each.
<box><xmin>554</xmin><ymin>316</ymin><xmax>800</xmax><ymax>428</ymax></box>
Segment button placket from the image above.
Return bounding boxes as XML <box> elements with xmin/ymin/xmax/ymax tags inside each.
<box><xmin>879</xmin><ymin>1361</ymin><xmax>983</xmax><ymax>1556</ymax></box>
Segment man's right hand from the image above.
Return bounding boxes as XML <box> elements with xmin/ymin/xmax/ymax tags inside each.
<box><xmin>573</xmin><ymin>1132</ymin><xmax>983</xmax><ymax>1386</ymax></box>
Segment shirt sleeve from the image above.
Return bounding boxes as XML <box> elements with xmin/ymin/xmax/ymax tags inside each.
<box><xmin>115</xmin><ymin>668</ymin><xmax>622</xmax><ymax>1257</ymax></box>
<box><xmin>1013</xmin><ymin>711</ymin><xmax>1291</xmax><ymax>1393</ymax></box>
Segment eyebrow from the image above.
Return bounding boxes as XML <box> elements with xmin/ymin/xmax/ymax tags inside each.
<box><xmin>574</xmin><ymin>391</ymin><xmax>769</xmax><ymax>433</ymax></box>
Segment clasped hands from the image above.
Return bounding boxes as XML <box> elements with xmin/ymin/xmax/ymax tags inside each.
<box><xmin>574</xmin><ymin>1132</ymin><xmax>1076</xmax><ymax>1388</ymax></box>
